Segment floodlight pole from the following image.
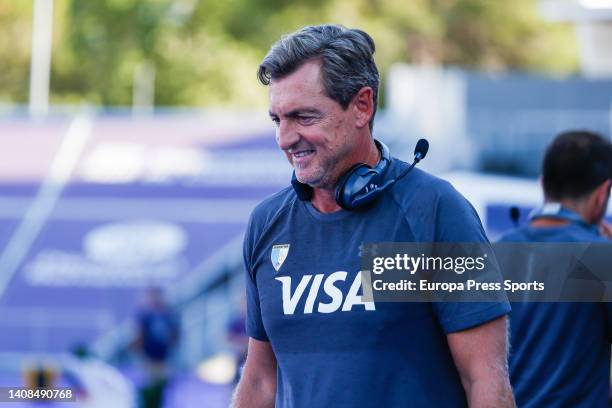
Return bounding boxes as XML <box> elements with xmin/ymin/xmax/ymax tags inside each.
<box><xmin>29</xmin><ymin>0</ymin><xmax>54</xmax><ymax>119</ymax></box>
<box><xmin>132</xmin><ymin>61</ymin><xmax>156</xmax><ymax>116</ymax></box>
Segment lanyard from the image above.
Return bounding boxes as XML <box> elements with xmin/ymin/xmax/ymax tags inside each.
<box><xmin>529</xmin><ymin>203</ymin><xmax>599</xmax><ymax>234</ymax></box>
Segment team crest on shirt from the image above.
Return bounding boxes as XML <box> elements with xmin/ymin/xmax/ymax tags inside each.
<box><xmin>271</xmin><ymin>244</ymin><xmax>290</xmax><ymax>272</ymax></box>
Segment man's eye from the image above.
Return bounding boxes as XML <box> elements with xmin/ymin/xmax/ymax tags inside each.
<box><xmin>271</xmin><ymin>117</ymin><xmax>280</xmax><ymax>126</ymax></box>
<box><xmin>298</xmin><ymin>116</ymin><xmax>315</xmax><ymax>125</ymax></box>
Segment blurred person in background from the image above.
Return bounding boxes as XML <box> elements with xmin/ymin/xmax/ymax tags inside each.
<box><xmin>132</xmin><ymin>287</ymin><xmax>179</xmax><ymax>408</ymax></box>
<box><xmin>499</xmin><ymin>130</ymin><xmax>612</xmax><ymax>407</ymax></box>
<box><xmin>232</xmin><ymin>24</ymin><xmax>514</xmax><ymax>408</ymax></box>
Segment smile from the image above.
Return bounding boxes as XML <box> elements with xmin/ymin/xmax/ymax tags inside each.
<box><xmin>293</xmin><ymin>150</ymin><xmax>315</xmax><ymax>158</ymax></box>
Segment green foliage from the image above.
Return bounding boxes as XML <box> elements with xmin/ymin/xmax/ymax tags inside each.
<box><xmin>0</xmin><ymin>0</ymin><xmax>579</xmax><ymax>107</ymax></box>
<box><xmin>0</xmin><ymin>1</ymin><xmax>34</xmax><ymax>103</ymax></box>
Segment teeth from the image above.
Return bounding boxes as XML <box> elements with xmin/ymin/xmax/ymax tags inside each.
<box><xmin>294</xmin><ymin>150</ymin><xmax>313</xmax><ymax>158</ymax></box>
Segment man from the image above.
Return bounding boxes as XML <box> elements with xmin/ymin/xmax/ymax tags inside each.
<box><xmin>499</xmin><ymin>130</ymin><xmax>612</xmax><ymax>407</ymax></box>
<box><xmin>233</xmin><ymin>25</ymin><xmax>514</xmax><ymax>407</ymax></box>
<box><xmin>132</xmin><ymin>287</ymin><xmax>179</xmax><ymax>408</ymax></box>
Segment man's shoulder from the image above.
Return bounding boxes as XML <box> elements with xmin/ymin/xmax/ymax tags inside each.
<box><xmin>497</xmin><ymin>227</ymin><xmax>530</xmax><ymax>243</ymax></box>
<box><xmin>385</xmin><ymin>159</ymin><xmax>485</xmax><ymax>242</ymax></box>
<box><xmin>248</xmin><ymin>186</ymin><xmax>296</xmax><ymax>231</ymax></box>
<box><xmin>388</xmin><ymin>159</ymin><xmax>468</xmax><ymax>211</ymax></box>
<box><xmin>498</xmin><ymin>224</ymin><xmax>608</xmax><ymax>243</ymax></box>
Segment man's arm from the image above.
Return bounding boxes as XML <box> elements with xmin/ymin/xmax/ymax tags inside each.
<box><xmin>232</xmin><ymin>338</ymin><xmax>277</xmax><ymax>408</ymax></box>
<box><xmin>447</xmin><ymin>316</ymin><xmax>515</xmax><ymax>408</ymax></box>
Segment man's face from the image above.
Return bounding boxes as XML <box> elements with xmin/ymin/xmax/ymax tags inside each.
<box><xmin>268</xmin><ymin>60</ymin><xmax>359</xmax><ymax>190</ymax></box>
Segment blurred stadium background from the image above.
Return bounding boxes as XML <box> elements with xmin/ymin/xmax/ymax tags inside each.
<box><xmin>1</xmin><ymin>0</ymin><xmax>611</xmax><ymax>406</ymax></box>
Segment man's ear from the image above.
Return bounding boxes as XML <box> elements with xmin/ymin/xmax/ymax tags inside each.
<box><xmin>597</xmin><ymin>179</ymin><xmax>612</xmax><ymax>206</ymax></box>
<box><xmin>351</xmin><ymin>87</ymin><xmax>374</xmax><ymax>129</ymax></box>
<box><xmin>589</xmin><ymin>179</ymin><xmax>611</xmax><ymax>222</ymax></box>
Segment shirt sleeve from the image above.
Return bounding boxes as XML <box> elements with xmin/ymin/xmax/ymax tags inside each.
<box><xmin>243</xmin><ymin>217</ymin><xmax>269</xmax><ymax>341</ymax></box>
<box><xmin>432</xmin><ymin>183</ymin><xmax>511</xmax><ymax>334</ymax></box>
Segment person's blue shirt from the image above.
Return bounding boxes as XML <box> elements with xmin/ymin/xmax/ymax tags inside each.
<box><xmin>138</xmin><ymin>309</ymin><xmax>178</xmax><ymax>362</ymax></box>
<box><xmin>499</xmin><ymin>218</ymin><xmax>612</xmax><ymax>408</ymax></box>
<box><xmin>244</xmin><ymin>158</ymin><xmax>510</xmax><ymax>408</ymax></box>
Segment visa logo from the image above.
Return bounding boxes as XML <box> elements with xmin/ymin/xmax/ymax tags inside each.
<box><xmin>275</xmin><ymin>271</ymin><xmax>376</xmax><ymax>315</ymax></box>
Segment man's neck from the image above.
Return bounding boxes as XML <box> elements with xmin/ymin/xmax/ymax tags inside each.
<box><xmin>559</xmin><ymin>199</ymin><xmax>588</xmax><ymax>218</ymax></box>
<box><xmin>311</xmin><ymin>188</ymin><xmax>342</xmax><ymax>213</ymax></box>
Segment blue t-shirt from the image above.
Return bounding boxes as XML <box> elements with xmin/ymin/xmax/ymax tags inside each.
<box><xmin>244</xmin><ymin>158</ymin><xmax>510</xmax><ymax>407</ymax></box>
<box><xmin>499</xmin><ymin>222</ymin><xmax>612</xmax><ymax>408</ymax></box>
<box><xmin>138</xmin><ymin>309</ymin><xmax>178</xmax><ymax>361</ymax></box>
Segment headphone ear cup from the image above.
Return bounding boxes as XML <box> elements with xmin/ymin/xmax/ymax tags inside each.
<box><xmin>335</xmin><ymin>163</ymin><xmax>371</xmax><ymax>210</ymax></box>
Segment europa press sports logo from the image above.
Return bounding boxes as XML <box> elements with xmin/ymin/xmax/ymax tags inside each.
<box><xmin>271</xmin><ymin>244</ymin><xmax>375</xmax><ymax>315</ymax></box>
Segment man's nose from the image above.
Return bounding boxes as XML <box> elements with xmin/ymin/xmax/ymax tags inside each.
<box><xmin>276</xmin><ymin>120</ymin><xmax>299</xmax><ymax>151</ymax></box>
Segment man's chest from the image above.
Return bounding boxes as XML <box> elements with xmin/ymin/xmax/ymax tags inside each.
<box><xmin>252</xmin><ymin>219</ymin><xmax>430</xmax><ymax>352</ymax></box>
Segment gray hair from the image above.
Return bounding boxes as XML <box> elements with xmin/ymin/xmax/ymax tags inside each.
<box><xmin>258</xmin><ymin>24</ymin><xmax>380</xmax><ymax>131</ymax></box>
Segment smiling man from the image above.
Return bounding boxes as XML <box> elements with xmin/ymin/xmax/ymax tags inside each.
<box><xmin>232</xmin><ymin>25</ymin><xmax>514</xmax><ymax>408</ymax></box>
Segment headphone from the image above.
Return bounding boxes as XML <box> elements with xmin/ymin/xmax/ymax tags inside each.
<box><xmin>292</xmin><ymin>139</ymin><xmax>428</xmax><ymax>211</ymax></box>
<box><xmin>291</xmin><ymin>139</ymin><xmax>390</xmax><ymax>210</ymax></box>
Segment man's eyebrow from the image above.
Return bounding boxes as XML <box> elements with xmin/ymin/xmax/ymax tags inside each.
<box><xmin>269</xmin><ymin>108</ymin><xmax>322</xmax><ymax>118</ymax></box>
